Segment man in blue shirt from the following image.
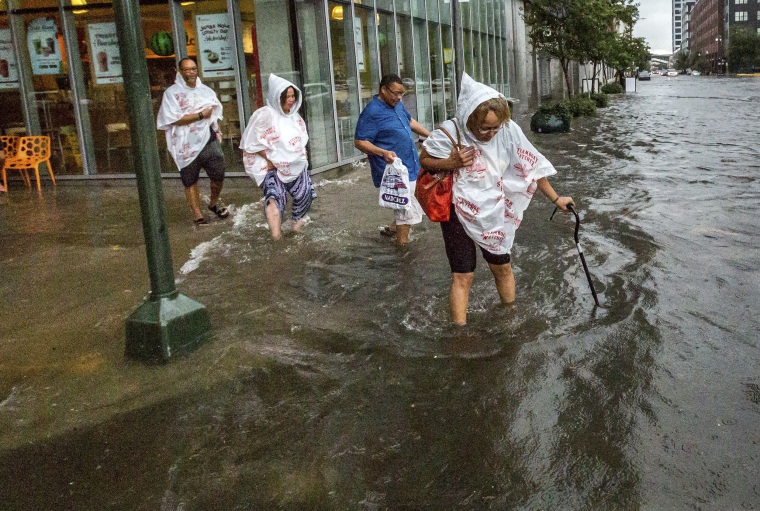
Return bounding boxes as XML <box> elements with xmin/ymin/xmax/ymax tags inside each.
<box><xmin>355</xmin><ymin>74</ymin><xmax>430</xmax><ymax>245</ymax></box>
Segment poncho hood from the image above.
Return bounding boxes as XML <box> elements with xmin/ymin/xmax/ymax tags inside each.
<box><xmin>266</xmin><ymin>74</ymin><xmax>303</xmax><ymax>118</ymax></box>
<box><xmin>455</xmin><ymin>72</ymin><xmax>505</xmax><ymax>141</ymax></box>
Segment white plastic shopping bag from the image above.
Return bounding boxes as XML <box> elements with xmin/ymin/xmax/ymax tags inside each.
<box><xmin>378</xmin><ymin>158</ymin><xmax>411</xmax><ymax>210</ymax></box>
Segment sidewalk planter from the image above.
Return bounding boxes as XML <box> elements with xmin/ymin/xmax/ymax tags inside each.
<box><xmin>601</xmin><ymin>82</ymin><xmax>624</xmax><ymax>94</ymax></box>
<box><xmin>590</xmin><ymin>93</ymin><xmax>609</xmax><ymax>108</ymax></box>
<box><xmin>530</xmin><ymin>103</ymin><xmax>572</xmax><ymax>134</ymax></box>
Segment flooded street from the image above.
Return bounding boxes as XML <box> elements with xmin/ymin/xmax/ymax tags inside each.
<box><xmin>1</xmin><ymin>75</ymin><xmax>759</xmax><ymax>510</ymax></box>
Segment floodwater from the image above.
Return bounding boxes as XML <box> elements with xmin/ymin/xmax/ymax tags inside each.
<box><xmin>1</xmin><ymin>75</ymin><xmax>759</xmax><ymax>510</ymax></box>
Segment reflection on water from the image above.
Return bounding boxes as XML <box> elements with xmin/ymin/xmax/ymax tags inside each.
<box><xmin>1</xmin><ymin>77</ymin><xmax>759</xmax><ymax>510</ymax></box>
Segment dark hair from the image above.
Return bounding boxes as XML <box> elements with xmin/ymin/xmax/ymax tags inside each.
<box><xmin>466</xmin><ymin>97</ymin><xmax>511</xmax><ymax>133</ymax></box>
<box><xmin>379</xmin><ymin>74</ymin><xmax>403</xmax><ymax>93</ymax></box>
<box><xmin>280</xmin><ymin>86</ymin><xmax>299</xmax><ymax>108</ymax></box>
<box><xmin>177</xmin><ymin>57</ymin><xmax>196</xmax><ymax>70</ymax></box>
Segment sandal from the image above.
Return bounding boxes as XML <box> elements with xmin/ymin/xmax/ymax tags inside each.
<box><xmin>379</xmin><ymin>225</ymin><xmax>396</xmax><ymax>237</ymax></box>
<box><xmin>208</xmin><ymin>204</ymin><xmax>230</xmax><ymax>219</ymax></box>
<box><xmin>194</xmin><ymin>217</ymin><xmax>210</xmax><ymax>226</ymax></box>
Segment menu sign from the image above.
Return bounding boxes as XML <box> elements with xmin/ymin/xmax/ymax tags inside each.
<box><xmin>27</xmin><ymin>17</ymin><xmax>62</xmax><ymax>75</ymax></box>
<box><xmin>88</xmin><ymin>22</ymin><xmax>123</xmax><ymax>85</ymax></box>
<box><xmin>0</xmin><ymin>29</ymin><xmax>20</xmax><ymax>89</ymax></box>
<box><xmin>196</xmin><ymin>13</ymin><xmax>234</xmax><ymax>78</ymax></box>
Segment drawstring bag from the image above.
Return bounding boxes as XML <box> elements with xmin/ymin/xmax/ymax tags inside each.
<box><xmin>378</xmin><ymin>157</ymin><xmax>411</xmax><ymax>210</ymax></box>
<box><xmin>415</xmin><ymin>124</ymin><xmax>461</xmax><ymax>222</ymax></box>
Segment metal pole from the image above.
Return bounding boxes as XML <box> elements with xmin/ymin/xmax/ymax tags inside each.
<box><xmin>113</xmin><ymin>0</ymin><xmax>211</xmax><ymax>362</ymax></box>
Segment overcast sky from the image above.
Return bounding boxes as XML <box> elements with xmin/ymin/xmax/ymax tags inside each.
<box><xmin>632</xmin><ymin>0</ymin><xmax>673</xmax><ymax>54</ymax></box>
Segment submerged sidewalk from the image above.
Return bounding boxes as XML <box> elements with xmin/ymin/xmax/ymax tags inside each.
<box><xmin>0</xmin><ymin>170</ymin><xmax>367</xmax><ymax>452</ymax></box>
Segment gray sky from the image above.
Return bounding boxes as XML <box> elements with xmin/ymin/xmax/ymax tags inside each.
<box><xmin>632</xmin><ymin>0</ymin><xmax>673</xmax><ymax>54</ymax></box>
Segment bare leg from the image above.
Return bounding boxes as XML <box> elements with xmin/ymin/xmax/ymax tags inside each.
<box><xmin>185</xmin><ymin>184</ymin><xmax>204</xmax><ymax>221</ymax></box>
<box><xmin>450</xmin><ymin>272</ymin><xmax>474</xmax><ymax>325</ymax></box>
<box><xmin>209</xmin><ymin>179</ymin><xmax>223</xmax><ymax>208</ymax></box>
<box><xmin>488</xmin><ymin>262</ymin><xmax>515</xmax><ymax>305</ymax></box>
<box><xmin>265</xmin><ymin>198</ymin><xmax>282</xmax><ymax>240</ymax></box>
<box><xmin>396</xmin><ymin>224</ymin><xmax>411</xmax><ymax>245</ymax></box>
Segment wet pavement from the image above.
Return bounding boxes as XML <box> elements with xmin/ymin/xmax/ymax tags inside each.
<box><xmin>1</xmin><ymin>75</ymin><xmax>759</xmax><ymax>510</ymax></box>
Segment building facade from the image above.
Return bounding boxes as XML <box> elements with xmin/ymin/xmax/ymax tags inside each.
<box><xmin>689</xmin><ymin>0</ymin><xmax>760</xmax><ymax>72</ymax></box>
<box><xmin>0</xmin><ymin>0</ymin><xmax>518</xmax><ymax>179</ymax></box>
<box><xmin>674</xmin><ymin>0</ymin><xmax>688</xmax><ymax>51</ymax></box>
<box><xmin>689</xmin><ymin>0</ymin><xmax>724</xmax><ymax>69</ymax></box>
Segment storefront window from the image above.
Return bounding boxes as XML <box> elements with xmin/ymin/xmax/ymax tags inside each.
<box><xmin>394</xmin><ymin>0</ymin><xmax>410</xmax><ymax>16</ymax></box>
<box><xmin>424</xmin><ymin>0</ymin><xmax>437</xmax><ymax>22</ymax></box>
<box><xmin>0</xmin><ymin>18</ymin><xmax>24</xmax><ymax>138</ymax></box>
<box><xmin>377</xmin><ymin>10</ymin><xmax>397</xmax><ymax>77</ymax></box>
<box><xmin>354</xmin><ymin>3</ymin><xmax>381</xmax><ymax>107</ymax></box>
<box><xmin>439</xmin><ymin>0</ymin><xmax>451</xmax><ymax>25</ymax></box>
<box><xmin>428</xmin><ymin>22</ymin><xmax>444</xmax><ymax>125</ymax></box>
<box><xmin>253</xmin><ymin>0</ymin><xmax>296</xmax><ymax>95</ymax></box>
<box><xmin>296</xmin><ymin>0</ymin><xmax>338</xmax><ymax>168</ymax></box>
<box><xmin>412</xmin><ymin>17</ymin><xmax>430</xmax><ymax>128</ymax></box>
<box><xmin>328</xmin><ymin>0</ymin><xmax>360</xmax><ymax>158</ymax></box>
<box><xmin>20</xmin><ymin>12</ymin><xmax>79</xmax><ymax>174</ymax></box>
<box><xmin>376</xmin><ymin>0</ymin><xmax>393</xmax><ymax>11</ymax></box>
<box><xmin>396</xmin><ymin>11</ymin><xmax>416</xmax><ymax>120</ymax></box>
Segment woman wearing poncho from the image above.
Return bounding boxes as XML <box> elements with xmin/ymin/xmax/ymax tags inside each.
<box><xmin>420</xmin><ymin>74</ymin><xmax>575</xmax><ymax>325</ymax></box>
<box><xmin>240</xmin><ymin>74</ymin><xmax>315</xmax><ymax>240</ymax></box>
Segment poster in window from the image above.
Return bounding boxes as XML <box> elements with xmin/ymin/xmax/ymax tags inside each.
<box><xmin>196</xmin><ymin>13</ymin><xmax>234</xmax><ymax>78</ymax></box>
<box><xmin>88</xmin><ymin>22</ymin><xmax>123</xmax><ymax>85</ymax></box>
<box><xmin>0</xmin><ymin>29</ymin><xmax>20</xmax><ymax>89</ymax></box>
<box><xmin>27</xmin><ymin>17</ymin><xmax>62</xmax><ymax>75</ymax></box>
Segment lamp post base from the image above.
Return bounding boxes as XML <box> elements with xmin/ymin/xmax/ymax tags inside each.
<box><xmin>125</xmin><ymin>293</ymin><xmax>211</xmax><ymax>362</ymax></box>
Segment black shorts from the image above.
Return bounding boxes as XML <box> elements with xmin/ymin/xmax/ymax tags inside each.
<box><xmin>179</xmin><ymin>134</ymin><xmax>226</xmax><ymax>188</ymax></box>
<box><xmin>440</xmin><ymin>204</ymin><xmax>511</xmax><ymax>273</ymax></box>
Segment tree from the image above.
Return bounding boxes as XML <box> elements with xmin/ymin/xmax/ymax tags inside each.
<box><xmin>606</xmin><ymin>32</ymin><xmax>650</xmax><ymax>84</ymax></box>
<box><xmin>728</xmin><ymin>26</ymin><xmax>760</xmax><ymax>73</ymax></box>
<box><xmin>674</xmin><ymin>49</ymin><xmax>691</xmax><ymax>72</ymax></box>
<box><xmin>522</xmin><ymin>0</ymin><xmax>643</xmax><ymax>96</ymax></box>
<box><xmin>522</xmin><ymin>0</ymin><xmax>584</xmax><ymax>96</ymax></box>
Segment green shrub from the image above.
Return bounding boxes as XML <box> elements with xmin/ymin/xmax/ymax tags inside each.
<box><xmin>601</xmin><ymin>82</ymin><xmax>624</xmax><ymax>94</ymax></box>
<box><xmin>530</xmin><ymin>102</ymin><xmax>572</xmax><ymax>133</ymax></box>
<box><xmin>565</xmin><ymin>96</ymin><xmax>597</xmax><ymax>117</ymax></box>
<box><xmin>589</xmin><ymin>92</ymin><xmax>609</xmax><ymax>108</ymax></box>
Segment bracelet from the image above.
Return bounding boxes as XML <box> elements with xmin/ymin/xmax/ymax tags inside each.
<box><xmin>551</xmin><ymin>196</ymin><xmax>560</xmax><ymax>204</ymax></box>
<box><xmin>198</xmin><ymin>112</ymin><xmax>203</xmax><ymax>120</ymax></box>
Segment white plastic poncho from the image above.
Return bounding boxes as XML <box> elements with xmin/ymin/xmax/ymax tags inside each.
<box><xmin>423</xmin><ymin>73</ymin><xmax>557</xmax><ymax>255</ymax></box>
<box><xmin>156</xmin><ymin>72</ymin><xmax>223</xmax><ymax>171</ymax></box>
<box><xmin>240</xmin><ymin>74</ymin><xmax>309</xmax><ymax>186</ymax></box>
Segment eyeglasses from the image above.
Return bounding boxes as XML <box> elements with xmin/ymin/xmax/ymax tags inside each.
<box><xmin>477</xmin><ymin>125</ymin><xmax>503</xmax><ymax>135</ymax></box>
<box><xmin>385</xmin><ymin>87</ymin><xmax>405</xmax><ymax>98</ymax></box>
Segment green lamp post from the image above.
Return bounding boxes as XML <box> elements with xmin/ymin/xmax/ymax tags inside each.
<box><xmin>113</xmin><ymin>0</ymin><xmax>211</xmax><ymax>361</ymax></box>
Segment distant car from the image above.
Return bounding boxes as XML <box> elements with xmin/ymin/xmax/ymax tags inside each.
<box><xmin>666</xmin><ymin>69</ymin><xmax>678</xmax><ymax>77</ymax></box>
<box><xmin>639</xmin><ymin>71</ymin><xmax>651</xmax><ymax>80</ymax></box>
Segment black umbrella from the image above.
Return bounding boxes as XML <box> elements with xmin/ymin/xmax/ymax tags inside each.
<box><xmin>551</xmin><ymin>204</ymin><xmax>600</xmax><ymax>306</ymax></box>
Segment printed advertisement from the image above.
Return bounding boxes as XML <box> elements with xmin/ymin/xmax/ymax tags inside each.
<box><xmin>88</xmin><ymin>22</ymin><xmax>123</xmax><ymax>85</ymax></box>
<box><xmin>27</xmin><ymin>17</ymin><xmax>62</xmax><ymax>75</ymax></box>
<box><xmin>196</xmin><ymin>13</ymin><xmax>234</xmax><ymax>78</ymax></box>
<box><xmin>0</xmin><ymin>29</ymin><xmax>20</xmax><ymax>89</ymax></box>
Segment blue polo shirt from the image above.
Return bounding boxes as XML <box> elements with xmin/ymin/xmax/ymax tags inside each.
<box><xmin>355</xmin><ymin>95</ymin><xmax>420</xmax><ymax>187</ymax></box>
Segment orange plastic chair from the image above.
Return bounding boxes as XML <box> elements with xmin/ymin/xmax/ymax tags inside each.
<box><xmin>2</xmin><ymin>136</ymin><xmax>55</xmax><ymax>191</ymax></box>
<box><xmin>1</xmin><ymin>135</ymin><xmax>28</xmax><ymax>190</ymax></box>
